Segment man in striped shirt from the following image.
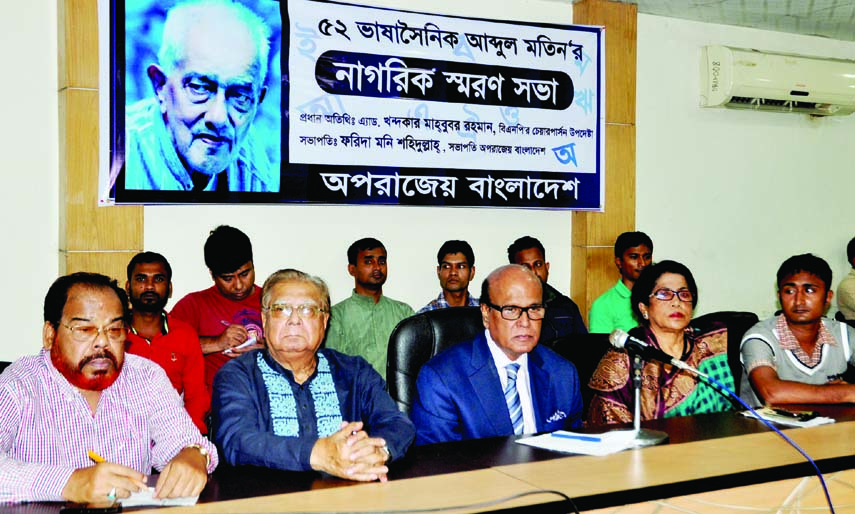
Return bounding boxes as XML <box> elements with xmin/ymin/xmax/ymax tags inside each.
<box><xmin>0</xmin><ymin>273</ymin><xmax>217</xmax><ymax>504</ymax></box>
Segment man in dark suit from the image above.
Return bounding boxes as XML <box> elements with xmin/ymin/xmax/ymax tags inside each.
<box><xmin>411</xmin><ymin>265</ymin><xmax>583</xmax><ymax>445</ymax></box>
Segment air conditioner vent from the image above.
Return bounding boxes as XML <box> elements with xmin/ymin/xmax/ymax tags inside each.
<box><xmin>700</xmin><ymin>46</ymin><xmax>855</xmax><ymax>116</ymax></box>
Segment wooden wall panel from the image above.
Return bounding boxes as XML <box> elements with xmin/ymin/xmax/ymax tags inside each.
<box><xmin>59</xmin><ymin>0</ymin><xmax>143</xmax><ymax>278</ymax></box>
<box><xmin>58</xmin><ymin>0</ymin><xmax>99</xmax><ymax>90</ymax></box>
<box><xmin>65</xmin><ymin>252</ymin><xmax>141</xmax><ymax>284</ymax></box>
<box><xmin>571</xmin><ymin>0</ymin><xmax>637</xmax><ymax>321</ymax></box>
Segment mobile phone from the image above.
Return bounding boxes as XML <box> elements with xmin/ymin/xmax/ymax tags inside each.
<box><xmin>771</xmin><ymin>407</ymin><xmax>819</xmax><ymax>421</ymax></box>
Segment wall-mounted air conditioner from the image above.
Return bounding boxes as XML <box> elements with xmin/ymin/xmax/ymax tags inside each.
<box><xmin>700</xmin><ymin>45</ymin><xmax>855</xmax><ymax>116</ymax></box>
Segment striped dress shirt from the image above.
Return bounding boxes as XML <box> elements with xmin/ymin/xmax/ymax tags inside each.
<box><xmin>0</xmin><ymin>350</ymin><xmax>217</xmax><ymax>503</ymax></box>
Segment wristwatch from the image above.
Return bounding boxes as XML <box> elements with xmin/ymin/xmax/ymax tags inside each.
<box><xmin>186</xmin><ymin>443</ymin><xmax>211</xmax><ymax>468</ymax></box>
<box><xmin>380</xmin><ymin>445</ymin><xmax>391</xmax><ymax>461</ymax></box>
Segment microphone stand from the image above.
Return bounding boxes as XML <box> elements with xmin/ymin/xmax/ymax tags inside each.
<box><xmin>628</xmin><ymin>353</ymin><xmax>668</xmax><ymax>447</ymax></box>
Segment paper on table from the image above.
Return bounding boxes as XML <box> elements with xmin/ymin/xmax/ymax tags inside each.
<box><xmin>516</xmin><ymin>430</ymin><xmax>637</xmax><ymax>456</ymax></box>
<box><xmin>119</xmin><ymin>487</ymin><xmax>199</xmax><ymax>507</ymax></box>
<box><xmin>741</xmin><ymin>408</ymin><xmax>835</xmax><ymax>428</ymax></box>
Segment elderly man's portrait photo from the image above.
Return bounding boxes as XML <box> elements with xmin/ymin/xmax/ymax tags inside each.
<box><xmin>124</xmin><ymin>0</ymin><xmax>281</xmax><ymax>193</ymax></box>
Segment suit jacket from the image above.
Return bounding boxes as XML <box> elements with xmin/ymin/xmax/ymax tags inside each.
<box><xmin>411</xmin><ymin>332</ymin><xmax>583</xmax><ymax>445</ymax></box>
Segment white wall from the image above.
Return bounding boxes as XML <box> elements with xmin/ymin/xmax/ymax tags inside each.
<box><xmin>4</xmin><ymin>1</ymin><xmax>855</xmax><ymax>361</ymax></box>
<box><xmin>636</xmin><ymin>14</ymin><xmax>855</xmax><ymax>319</ymax></box>
<box><xmin>0</xmin><ymin>2</ymin><xmax>59</xmax><ymax>361</ymax></box>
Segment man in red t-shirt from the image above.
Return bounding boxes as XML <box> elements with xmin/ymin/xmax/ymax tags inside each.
<box><xmin>171</xmin><ymin>226</ymin><xmax>264</xmax><ymax>395</ymax></box>
<box><xmin>124</xmin><ymin>251</ymin><xmax>209</xmax><ymax>433</ymax></box>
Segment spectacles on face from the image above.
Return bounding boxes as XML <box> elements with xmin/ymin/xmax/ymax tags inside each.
<box><xmin>264</xmin><ymin>303</ymin><xmax>328</xmax><ymax>320</ymax></box>
<box><xmin>61</xmin><ymin>322</ymin><xmax>126</xmax><ymax>343</ymax></box>
<box><xmin>650</xmin><ymin>288</ymin><xmax>693</xmax><ymax>303</ymax></box>
<box><xmin>484</xmin><ymin>302</ymin><xmax>546</xmax><ymax>321</ymax></box>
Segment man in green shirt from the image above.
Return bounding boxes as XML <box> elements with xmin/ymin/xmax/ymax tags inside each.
<box><xmin>325</xmin><ymin>238</ymin><xmax>414</xmax><ymax>379</ymax></box>
<box><xmin>589</xmin><ymin>231</ymin><xmax>653</xmax><ymax>333</ymax></box>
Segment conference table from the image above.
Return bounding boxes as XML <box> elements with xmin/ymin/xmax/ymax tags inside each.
<box><xmin>12</xmin><ymin>406</ymin><xmax>855</xmax><ymax>513</ymax></box>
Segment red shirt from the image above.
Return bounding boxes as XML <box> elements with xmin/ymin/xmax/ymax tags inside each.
<box><xmin>170</xmin><ymin>285</ymin><xmax>263</xmax><ymax>395</ymax></box>
<box><xmin>125</xmin><ymin>313</ymin><xmax>209</xmax><ymax>433</ymax></box>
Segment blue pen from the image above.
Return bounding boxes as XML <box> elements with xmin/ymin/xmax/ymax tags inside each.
<box><xmin>551</xmin><ymin>432</ymin><xmax>601</xmax><ymax>443</ymax></box>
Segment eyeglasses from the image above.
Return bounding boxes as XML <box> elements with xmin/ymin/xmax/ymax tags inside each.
<box><xmin>485</xmin><ymin>302</ymin><xmax>546</xmax><ymax>321</ymax></box>
<box><xmin>264</xmin><ymin>303</ymin><xmax>328</xmax><ymax>320</ymax></box>
<box><xmin>61</xmin><ymin>322</ymin><xmax>126</xmax><ymax>343</ymax></box>
<box><xmin>650</xmin><ymin>288</ymin><xmax>693</xmax><ymax>302</ymax></box>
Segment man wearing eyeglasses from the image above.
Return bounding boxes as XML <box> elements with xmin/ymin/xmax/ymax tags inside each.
<box><xmin>507</xmin><ymin>236</ymin><xmax>587</xmax><ymax>348</ymax></box>
<box><xmin>0</xmin><ymin>272</ymin><xmax>216</xmax><ymax>503</ymax></box>
<box><xmin>412</xmin><ymin>265</ymin><xmax>583</xmax><ymax>445</ymax></box>
<box><xmin>124</xmin><ymin>0</ymin><xmax>278</xmax><ymax>193</ymax></box>
<box><xmin>211</xmin><ymin>269</ymin><xmax>414</xmax><ymax>480</ymax></box>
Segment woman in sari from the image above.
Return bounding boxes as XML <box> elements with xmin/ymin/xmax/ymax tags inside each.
<box><xmin>588</xmin><ymin>260</ymin><xmax>735</xmax><ymax>424</ymax></box>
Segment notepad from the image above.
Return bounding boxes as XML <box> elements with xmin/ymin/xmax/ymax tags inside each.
<box><xmin>119</xmin><ymin>487</ymin><xmax>198</xmax><ymax>507</ymax></box>
<box><xmin>516</xmin><ymin>429</ymin><xmax>638</xmax><ymax>456</ymax></box>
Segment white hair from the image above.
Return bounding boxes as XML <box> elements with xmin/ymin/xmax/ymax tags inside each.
<box><xmin>157</xmin><ymin>0</ymin><xmax>271</xmax><ymax>86</ymax></box>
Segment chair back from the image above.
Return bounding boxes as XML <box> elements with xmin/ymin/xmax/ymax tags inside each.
<box><xmin>387</xmin><ymin>307</ymin><xmax>483</xmax><ymax>414</ymax></box>
<box><xmin>544</xmin><ymin>333</ymin><xmax>611</xmax><ymax>418</ymax></box>
<box><xmin>0</xmin><ymin>361</ymin><xmax>9</xmax><ymax>375</ymax></box>
<box><xmin>691</xmin><ymin>310</ymin><xmax>759</xmax><ymax>394</ymax></box>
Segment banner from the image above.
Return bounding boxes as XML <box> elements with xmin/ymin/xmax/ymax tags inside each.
<box><xmin>104</xmin><ymin>0</ymin><xmax>604</xmax><ymax>209</ymax></box>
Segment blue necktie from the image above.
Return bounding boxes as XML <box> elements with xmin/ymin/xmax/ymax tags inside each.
<box><xmin>504</xmin><ymin>363</ymin><xmax>524</xmax><ymax>435</ymax></box>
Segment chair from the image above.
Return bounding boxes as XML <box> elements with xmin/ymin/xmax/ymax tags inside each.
<box><xmin>690</xmin><ymin>310</ymin><xmax>760</xmax><ymax>394</ymax></box>
<box><xmin>544</xmin><ymin>333</ymin><xmax>611</xmax><ymax>418</ymax></box>
<box><xmin>386</xmin><ymin>307</ymin><xmax>484</xmax><ymax>414</ymax></box>
<box><xmin>0</xmin><ymin>361</ymin><xmax>10</xmax><ymax>374</ymax></box>
<box><xmin>835</xmin><ymin>310</ymin><xmax>855</xmax><ymax>329</ymax></box>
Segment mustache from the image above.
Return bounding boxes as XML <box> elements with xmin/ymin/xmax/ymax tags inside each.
<box><xmin>79</xmin><ymin>350</ymin><xmax>118</xmax><ymax>371</ymax></box>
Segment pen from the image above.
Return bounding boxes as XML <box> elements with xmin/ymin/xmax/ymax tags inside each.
<box><xmin>88</xmin><ymin>450</ymin><xmax>106</xmax><ymax>463</ymax></box>
<box><xmin>551</xmin><ymin>433</ymin><xmax>601</xmax><ymax>443</ymax></box>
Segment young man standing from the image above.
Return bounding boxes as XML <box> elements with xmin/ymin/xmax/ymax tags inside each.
<box><xmin>125</xmin><ymin>252</ymin><xmax>208</xmax><ymax>433</ymax></box>
<box><xmin>418</xmin><ymin>240</ymin><xmax>479</xmax><ymax>313</ymax></box>
<box><xmin>325</xmin><ymin>238</ymin><xmax>414</xmax><ymax>379</ymax></box>
<box><xmin>589</xmin><ymin>231</ymin><xmax>654</xmax><ymax>333</ymax></box>
<box><xmin>507</xmin><ymin>236</ymin><xmax>587</xmax><ymax>346</ymax></box>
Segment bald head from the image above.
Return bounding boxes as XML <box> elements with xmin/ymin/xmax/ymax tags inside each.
<box><xmin>479</xmin><ymin>265</ymin><xmax>544</xmax><ymax>361</ymax></box>
<box><xmin>481</xmin><ymin>265</ymin><xmax>541</xmax><ymax>305</ymax></box>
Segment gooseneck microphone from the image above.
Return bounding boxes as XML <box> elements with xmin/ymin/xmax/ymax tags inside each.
<box><xmin>608</xmin><ymin>329</ymin><xmax>706</xmax><ymax>377</ymax></box>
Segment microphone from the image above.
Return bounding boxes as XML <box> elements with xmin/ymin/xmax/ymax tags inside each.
<box><xmin>608</xmin><ymin>329</ymin><xmax>706</xmax><ymax>377</ymax></box>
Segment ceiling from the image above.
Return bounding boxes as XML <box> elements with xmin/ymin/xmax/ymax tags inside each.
<box><xmin>606</xmin><ymin>0</ymin><xmax>855</xmax><ymax>42</ymax></box>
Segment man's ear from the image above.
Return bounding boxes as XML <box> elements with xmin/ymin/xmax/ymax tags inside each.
<box><xmin>257</xmin><ymin>86</ymin><xmax>267</xmax><ymax>105</ymax></box>
<box><xmin>436</xmin><ymin>266</ymin><xmax>441</xmax><ymax>279</ymax></box>
<box><xmin>43</xmin><ymin>322</ymin><xmax>56</xmax><ymax>350</ymax></box>
<box><xmin>614</xmin><ymin>256</ymin><xmax>621</xmax><ymax>271</ymax></box>
<box><xmin>147</xmin><ymin>64</ymin><xmax>168</xmax><ymax>102</ymax></box>
<box><xmin>480</xmin><ymin>303</ymin><xmax>491</xmax><ymax>329</ymax></box>
<box><xmin>168</xmin><ymin>282</ymin><xmax>173</xmax><ymax>299</ymax></box>
<box><xmin>470</xmin><ymin>266</ymin><xmax>476</xmax><ymax>280</ymax></box>
<box><xmin>825</xmin><ymin>289</ymin><xmax>834</xmax><ymax>309</ymax></box>
<box><xmin>347</xmin><ymin>264</ymin><xmax>356</xmax><ymax>278</ymax></box>
<box><xmin>125</xmin><ymin>280</ymin><xmax>131</xmax><ymax>295</ymax></box>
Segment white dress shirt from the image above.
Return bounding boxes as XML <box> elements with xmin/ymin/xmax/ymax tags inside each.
<box><xmin>484</xmin><ymin>330</ymin><xmax>536</xmax><ymax>434</ymax></box>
